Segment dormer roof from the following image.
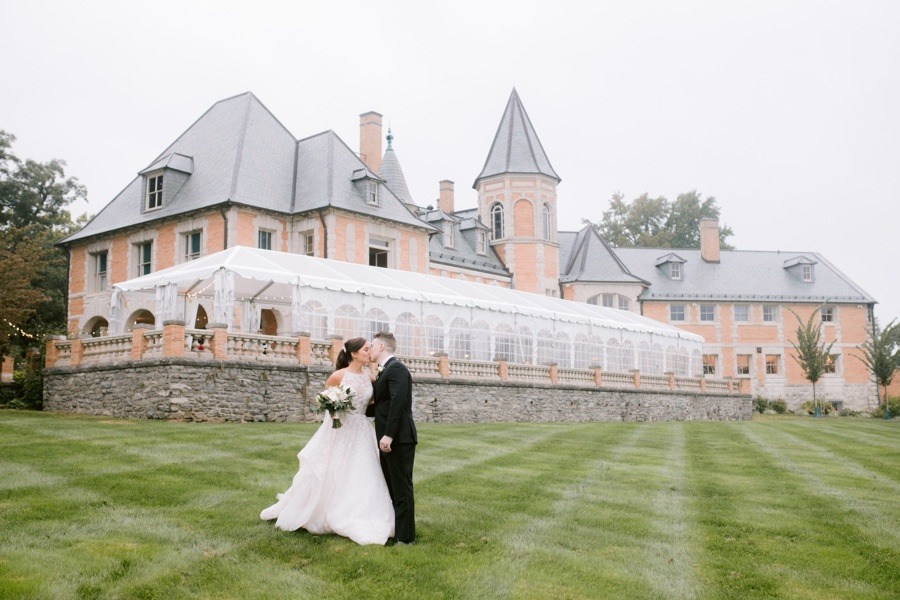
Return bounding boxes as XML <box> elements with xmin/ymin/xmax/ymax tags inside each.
<box><xmin>473</xmin><ymin>88</ymin><xmax>560</xmax><ymax>189</ymax></box>
<box><xmin>558</xmin><ymin>226</ymin><xmax>647</xmax><ymax>285</ymax></box>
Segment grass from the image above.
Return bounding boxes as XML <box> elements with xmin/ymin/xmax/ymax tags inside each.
<box><xmin>0</xmin><ymin>412</ymin><xmax>898</xmax><ymax>599</ymax></box>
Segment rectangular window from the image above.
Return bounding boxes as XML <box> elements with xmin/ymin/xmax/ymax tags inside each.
<box><xmin>302</xmin><ymin>231</ymin><xmax>315</xmax><ymax>256</ymax></box>
<box><xmin>92</xmin><ymin>251</ymin><xmax>108</xmax><ymax>291</ymax></box>
<box><xmin>821</xmin><ymin>307</ymin><xmax>834</xmax><ymax>323</ymax></box>
<box><xmin>734</xmin><ymin>305</ymin><xmax>749</xmax><ymax>322</ymax></box>
<box><xmin>367</xmin><ymin>180</ymin><xmax>379</xmax><ymax>206</ymax></box>
<box><xmin>258</xmin><ymin>230</ymin><xmax>272</xmax><ymax>250</ymax></box>
<box><xmin>702</xmin><ymin>354</ymin><xmax>717</xmax><ymax>375</ymax></box>
<box><xmin>477</xmin><ymin>230</ymin><xmax>488</xmax><ymax>255</ymax></box>
<box><xmin>184</xmin><ymin>231</ymin><xmax>201</xmax><ymax>261</ymax></box>
<box><xmin>618</xmin><ymin>296</ymin><xmax>630</xmax><ymax>311</ymax></box>
<box><xmin>136</xmin><ymin>242</ymin><xmax>152</xmax><ymax>276</ymax></box>
<box><xmin>602</xmin><ymin>294</ymin><xmax>615</xmax><ymax>308</ymax></box>
<box><xmin>802</xmin><ymin>264</ymin><xmax>812</xmax><ymax>282</ymax></box>
<box><xmin>670</xmin><ymin>263</ymin><xmax>682</xmax><ymax>280</ymax></box>
<box><xmin>763</xmin><ymin>305</ymin><xmax>778</xmax><ymax>322</ymax></box>
<box><xmin>825</xmin><ymin>354</ymin><xmax>839</xmax><ymax>374</ymax></box>
<box><xmin>369</xmin><ymin>238</ymin><xmax>389</xmax><ymax>268</ymax></box>
<box><xmin>147</xmin><ymin>174</ymin><xmax>163</xmax><ymax>210</ymax></box>
<box><xmin>765</xmin><ymin>354</ymin><xmax>780</xmax><ymax>375</ymax></box>
<box><xmin>670</xmin><ymin>304</ymin><xmax>686</xmax><ymax>322</ymax></box>
<box><xmin>443</xmin><ymin>222</ymin><xmax>455</xmax><ymax>248</ymax></box>
<box><xmin>700</xmin><ymin>304</ymin><xmax>716</xmax><ymax>322</ymax></box>
<box><xmin>736</xmin><ymin>354</ymin><xmax>751</xmax><ymax>375</ymax></box>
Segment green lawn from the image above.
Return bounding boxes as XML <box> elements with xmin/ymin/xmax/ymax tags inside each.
<box><xmin>1</xmin><ymin>411</ymin><xmax>897</xmax><ymax>600</ymax></box>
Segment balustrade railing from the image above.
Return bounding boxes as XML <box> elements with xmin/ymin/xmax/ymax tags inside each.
<box><xmin>602</xmin><ymin>372</ymin><xmax>634</xmax><ymax>388</ymax></box>
<box><xmin>557</xmin><ymin>367</ymin><xmax>594</xmax><ymax>385</ymax></box>
<box><xmin>81</xmin><ymin>335</ymin><xmax>132</xmax><ymax>363</ymax></box>
<box><xmin>46</xmin><ymin>325</ymin><xmax>739</xmax><ymax>394</ymax></box>
<box><xmin>507</xmin><ymin>364</ymin><xmax>550</xmax><ymax>382</ymax></box>
<box><xmin>448</xmin><ymin>359</ymin><xmax>500</xmax><ymax>380</ymax></box>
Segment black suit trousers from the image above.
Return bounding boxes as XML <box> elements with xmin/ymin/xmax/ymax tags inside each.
<box><xmin>381</xmin><ymin>442</ymin><xmax>415</xmax><ymax>543</ymax></box>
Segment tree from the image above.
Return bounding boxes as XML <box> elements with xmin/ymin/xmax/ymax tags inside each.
<box><xmin>789</xmin><ymin>305</ymin><xmax>836</xmax><ymax>417</ymax></box>
<box><xmin>583</xmin><ymin>189</ymin><xmax>735</xmax><ymax>249</ymax></box>
<box><xmin>0</xmin><ymin>130</ymin><xmax>86</xmax><ymax>355</ymax></box>
<box><xmin>857</xmin><ymin>319</ymin><xmax>900</xmax><ymax>418</ymax></box>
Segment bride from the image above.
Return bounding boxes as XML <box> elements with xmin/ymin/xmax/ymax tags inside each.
<box><xmin>260</xmin><ymin>337</ymin><xmax>394</xmax><ymax>545</ymax></box>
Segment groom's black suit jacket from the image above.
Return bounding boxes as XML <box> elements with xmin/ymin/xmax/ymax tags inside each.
<box><xmin>368</xmin><ymin>357</ymin><xmax>417</xmax><ymax>445</ymax></box>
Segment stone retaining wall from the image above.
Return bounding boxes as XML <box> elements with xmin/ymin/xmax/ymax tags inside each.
<box><xmin>43</xmin><ymin>360</ymin><xmax>751</xmax><ymax>423</ymax></box>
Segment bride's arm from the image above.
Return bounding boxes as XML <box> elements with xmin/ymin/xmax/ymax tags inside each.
<box><xmin>325</xmin><ymin>369</ymin><xmax>344</xmax><ymax>387</ymax></box>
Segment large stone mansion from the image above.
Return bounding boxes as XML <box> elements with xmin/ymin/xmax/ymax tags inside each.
<box><xmin>59</xmin><ymin>89</ymin><xmax>878</xmax><ymax>408</ymax></box>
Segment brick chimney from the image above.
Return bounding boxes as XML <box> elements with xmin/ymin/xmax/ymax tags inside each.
<box><xmin>700</xmin><ymin>218</ymin><xmax>721</xmax><ymax>263</ymax></box>
<box><xmin>438</xmin><ymin>180</ymin><xmax>455</xmax><ymax>214</ymax></box>
<box><xmin>359</xmin><ymin>111</ymin><xmax>382</xmax><ymax>173</ymax></box>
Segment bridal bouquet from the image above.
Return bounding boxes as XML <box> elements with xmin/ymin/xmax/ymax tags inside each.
<box><xmin>315</xmin><ymin>385</ymin><xmax>356</xmax><ymax>428</ymax></box>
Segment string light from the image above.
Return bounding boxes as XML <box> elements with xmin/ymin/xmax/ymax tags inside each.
<box><xmin>2</xmin><ymin>318</ymin><xmax>37</xmax><ymax>339</ymax></box>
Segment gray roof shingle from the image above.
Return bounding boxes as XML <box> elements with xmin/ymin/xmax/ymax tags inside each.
<box><xmin>61</xmin><ymin>92</ymin><xmax>433</xmax><ymax>244</ymax></box>
<box><xmin>473</xmin><ymin>88</ymin><xmax>560</xmax><ymax>189</ymax></box>
<box><xmin>614</xmin><ymin>247</ymin><xmax>876</xmax><ymax>304</ymax></box>
<box><xmin>558</xmin><ymin>227</ymin><xmax>647</xmax><ymax>284</ymax></box>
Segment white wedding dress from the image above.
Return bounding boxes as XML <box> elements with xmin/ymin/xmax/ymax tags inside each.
<box><xmin>260</xmin><ymin>370</ymin><xmax>394</xmax><ymax>545</ymax></box>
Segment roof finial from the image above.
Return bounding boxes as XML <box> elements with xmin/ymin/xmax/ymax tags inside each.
<box><xmin>386</xmin><ymin>127</ymin><xmax>393</xmax><ymax>150</ymax></box>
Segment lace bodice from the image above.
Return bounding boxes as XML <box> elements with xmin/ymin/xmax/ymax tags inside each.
<box><xmin>340</xmin><ymin>370</ymin><xmax>373</xmax><ymax>416</ymax></box>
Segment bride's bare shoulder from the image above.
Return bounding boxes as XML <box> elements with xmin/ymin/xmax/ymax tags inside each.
<box><xmin>326</xmin><ymin>369</ymin><xmax>346</xmax><ymax>387</ymax></box>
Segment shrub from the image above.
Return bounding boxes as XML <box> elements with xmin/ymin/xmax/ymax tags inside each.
<box><xmin>800</xmin><ymin>399</ymin><xmax>834</xmax><ymax>416</ymax></box>
<box><xmin>754</xmin><ymin>397</ymin><xmax>768</xmax><ymax>414</ymax></box>
<box><xmin>872</xmin><ymin>396</ymin><xmax>900</xmax><ymax>419</ymax></box>
<box><xmin>769</xmin><ymin>399</ymin><xmax>788</xmax><ymax>414</ymax></box>
<box><xmin>839</xmin><ymin>408</ymin><xmax>861</xmax><ymax>417</ymax></box>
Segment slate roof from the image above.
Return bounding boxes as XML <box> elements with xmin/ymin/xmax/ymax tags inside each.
<box><xmin>377</xmin><ymin>132</ymin><xmax>415</xmax><ymax>206</ymax></box>
<box><xmin>613</xmin><ymin>247</ymin><xmax>876</xmax><ymax>304</ymax></box>
<box><xmin>61</xmin><ymin>92</ymin><xmax>433</xmax><ymax>244</ymax></box>
<box><xmin>558</xmin><ymin>227</ymin><xmax>647</xmax><ymax>285</ymax></box>
<box><xmin>473</xmin><ymin>88</ymin><xmax>560</xmax><ymax>189</ymax></box>
<box><xmin>421</xmin><ymin>209</ymin><xmax>511</xmax><ymax>278</ymax></box>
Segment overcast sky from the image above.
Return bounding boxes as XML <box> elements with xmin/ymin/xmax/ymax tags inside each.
<box><xmin>5</xmin><ymin>0</ymin><xmax>899</xmax><ymax>322</ymax></box>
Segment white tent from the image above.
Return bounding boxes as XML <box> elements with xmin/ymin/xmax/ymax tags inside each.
<box><xmin>110</xmin><ymin>246</ymin><xmax>704</xmax><ymax>373</ymax></box>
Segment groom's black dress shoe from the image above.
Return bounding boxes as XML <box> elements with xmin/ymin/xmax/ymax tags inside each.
<box><xmin>395</xmin><ymin>540</ymin><xmax>416</xmax><ymax>546</ymax></box>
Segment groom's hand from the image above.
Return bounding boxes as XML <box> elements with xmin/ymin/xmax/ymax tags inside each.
<box><xmin>379</xmin><ymin>436</ymin><xmax>393</xmax><ymax>453</ymax></box>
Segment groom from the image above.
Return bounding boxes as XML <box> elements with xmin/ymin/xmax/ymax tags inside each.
<box><xmin>367</xmin><ymin>331</ymin><xmax>417</xmax><ymax>545</ymax></box>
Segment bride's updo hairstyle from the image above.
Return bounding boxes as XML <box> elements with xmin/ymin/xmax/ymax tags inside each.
<box><xmin>335</xmin><ymin>337</ymin><xmax>367</xmax><ymax>370</ymax></box>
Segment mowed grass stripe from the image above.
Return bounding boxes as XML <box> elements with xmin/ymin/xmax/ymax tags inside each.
<box><xmin>455</xmin><ymin>424</ymin><xmax>647</xmax><ymax>599</ymax></box>
<box><xmin>740</xmin><ymin>425</ymin><xmax>900</xmax><ymax>547</ymax></box>
<box><xmin>737</xmin><ymin>424</ymin><xmax>900</xmax><ymax>598</ymax></box>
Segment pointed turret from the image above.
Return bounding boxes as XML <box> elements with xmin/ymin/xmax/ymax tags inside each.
<box><xmin>475</xmin><ymin>89</ymin><xmax>561</xmax><ymax>297</ymax></box>
<box><xmin>473</xmin><ymin>88</ymin><xmax>560</xmax><ymax>189</ymax></box>
<box><xmin>377</xmin><ymin>128</ymin><xmax>415</xmax><ymax>208</ymax></box>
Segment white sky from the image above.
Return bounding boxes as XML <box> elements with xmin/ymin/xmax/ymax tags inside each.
<box><xmin>5</xmin><ymin>0</ymin><xmax>899</xmax><ymax>323</ymax></box>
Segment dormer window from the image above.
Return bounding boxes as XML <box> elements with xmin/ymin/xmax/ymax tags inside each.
<box><xmin>147</xmin><ymin>174</ymin><xmax>163</xmax><ymax>210</ymax></box>
<box><xmin>351</xmin><ymin>168</ymin><xmax>381</xmax><ymax>207</ymax></box>
<box><xmin>670</xmin><ymin>262</ymin><xmax>683</xmax><ymax>280</ymax></box>
<box><xmin>784</xmin><ymin>256</ymin><xmax>816</xmax><ymax>282</ymax></box>
<box><xmin>655</xmin><ymin>252</ymin><xmax>686</xmax><ymax>280</ymax></box>
<box><xmin>443</xmin><ymin>221</ymin><xmax>455</xmax><ymax>249</ymax></box>
<box><xmin>802</xmin><ymin>264</ymin><xmax>812</xmax><ymax>282</ymax></box>
<box><xmin>477</xmin><ymin>230</ymin><xmax>488</xmax><ymax>255</ymax></box>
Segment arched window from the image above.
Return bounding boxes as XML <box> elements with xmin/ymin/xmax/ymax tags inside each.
<box><xmin>449</xmin><ymin>318</ymin><xmax>471</xmax><ymax>359</ymax></box>
<box><xmin>665</xmin><ymin>345</ymin><xmax>678</xmax><ymax>374</ymax></box>
<box><xmin>194</xmin><ymin>305</ymin><xmax>209</xmax><ymax>330</ymax></box>
<box><xmin>542</xmin><ymin>203</ymin><xmax>552</xmax><ymax>241</ymax></box>
<box><xmin>301</xmin><ymin>300</ymin><xmax>328</xmax><ymax>339</ymax></box>
<box><xmin>125</xmin><ymin>309</ymin><xmax>155</xmax><ymax>332</ymax></box>
<box><xmin>517</xmin><ymin>325</ymin><xmax>533</xmax><ymax>364</ymax></box>
<box><xmin>425</xmin><ymin>315</ymin><xmax>444</xmax><ymax>356</ymax></box>
<box><xmin>639</xmin><ymin>342</ymin><xmax>653</xmax><ymax>373</ymax></box>
<box><xmin>83</xmin><ymin>316</ymin><xmax>109</xmax><ymax>337</ymax></box>
<box><xmin>366</xmin><ymin>308</ymin><xmax>390</xmax><ymax>339</ymax></box>
<box><xmin>574</xmin><ymin>334</ymin><xmax>591</xmax><ymax>369</ymax></box>
<box><xmin>493</xmin><ymin>324</ymin><xmax>515</xmax><ymax>361</ymax></box>
<box><xmin>260</xmin><ymin>309</ymin><xmax>279</xmax><ymax>336</ymax></box>
<box><xmin>471</xmin><ymin>320</ymin><xmax>491</xmax><ymax>361</ymax></box>
<box><xmin>334</xmin><ymin>305</ymin><xmax>362</xmax><ymax>340</ymax></box>
<box><xmin>622</xmin><ymin>340</ymin><xmax>635</xmax><ymax>372</ymax></box>
<box><xmin>395</xmin><ymin>312</ymin><xmax>421</xmax><ymax>356</ymax></box>
<box><xmin>607</xmin><ymin>339</ymin><xmax>621</xmax><ymax>373</ymax></box>
<box><xmin>554</xmin><ymin>331</ymin><xmax>571</xmax><ymax>367</ymax></box>
<box><xmin>490</xmin><ymin>203</ymin><xmax>504</xmax><ymax>240</ymax></box>
<box><xmin>537</xmin><ymin>329</ymin><xmax>554</xmax><ymax>365</ymax></box>
<box><xmin>691</xmin><ymin>349</ymin><xmax>703</xmax><ymax>377</ymax></box>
